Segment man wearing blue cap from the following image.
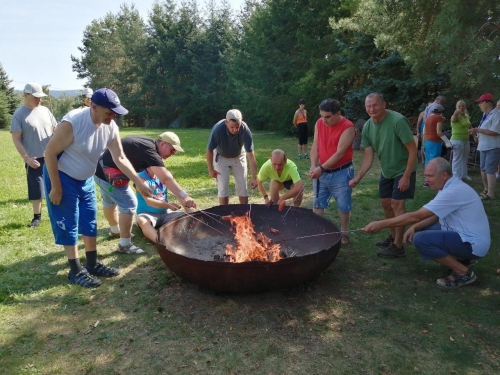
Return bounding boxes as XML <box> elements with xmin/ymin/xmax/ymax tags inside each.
<box><xmin>43</xmin><ymin>88</ymin><xmax>152</xmax><ymax>288</ymax></box>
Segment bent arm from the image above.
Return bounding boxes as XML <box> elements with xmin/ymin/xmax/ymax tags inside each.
<box><xmin>108</xmin><ymin>136</ymin><xmax>146</xmax><ymax>189</ymax></box>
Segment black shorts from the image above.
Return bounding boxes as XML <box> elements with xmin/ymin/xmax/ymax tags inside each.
<box><xmin>297</xmin><ymin>122</ymin><xmax>308</xmax><ymax>145</ymax></box>
<box><xmin>379</xmin><ymin>171</ymin><xmax>416</xmax><ymax>200</ymax></box>
<box><xmin>283</xmin><ymin>180</ymin><xmax>293</xmax><ymax>190</ymax></box>
<box><xmin>26</xmin><ymin>157</ymin><xmax>46</xmax><ymax>200</ymax></box>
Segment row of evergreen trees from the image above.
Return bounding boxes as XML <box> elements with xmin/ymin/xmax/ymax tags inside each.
<box><xmin>2</xmin><ymin>1</ymin><xmax>499</xmax><ymax>130</ymax></box>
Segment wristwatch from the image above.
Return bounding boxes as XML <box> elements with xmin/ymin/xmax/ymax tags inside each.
<box><xmin>319</xmin><ymin>165</ymin><xmax>326</xmax><ymax>173</ymax></box>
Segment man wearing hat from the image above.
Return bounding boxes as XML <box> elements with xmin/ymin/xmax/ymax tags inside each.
<box><xmin>94</xmin><ymin>131</ymin><xmax>196</xmax><ymax>254</ymax></box>
<box><xmin>10</xmin><ymin>82</ymin><xmax>57</xmax><ymax>227</ymax></box>
<box><xmin>469</xmin><ymin>93</ymin><xmax>500</xmax><ymax>200</ymax></box>
<box><xmin>80</xmin><ymin>87</ymin><xmax>93</xmax><ymax>108</ymax></box>
<box><xmin>43</xmin><ymin>88</ymin><xmax>153</xmax><ymax>288</ymax></box>
<box><xmin>206</xmin><ymin>109</ymin><xmax>258</xmax><ymax>205</ymax></box>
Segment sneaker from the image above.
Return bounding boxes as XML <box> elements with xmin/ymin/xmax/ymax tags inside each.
<box><xmin>68</xmin><ymin>268</ymin><xmax>102</xmax><ymax>288</ymax></box>
<box><xmin>377</xmin><ymin>244</ymin><xmax>406</xmax><ymax>258</ymax></box>
<box><xmin>422</xmin><ymin>181</ymin><xmax>429</xmax><ymax>187</ymax></box>
<box><xmin>298</xmin><ymin>154</ymin><xmax>302</xmax><ymax>160</ymax></box>
<box><xmin>29</xmin><ymin>218</ymin><xmax>41</xmax><ymax>228</ymax></box>
<box><xmin>462</xmin><ymin>176</ymin><xmax>472</xmax><ymax>181</ymax></box>
<box><xmin>304</xmin><ymin>154</ymin><xmax>309</xmax><ymax>159</ymax></box>
<box><xmin>496</xmin><ymin>172</ymin><xmax>500</xmax><ymax>180</ymax></box>
<box><xmin>375</xmin><ymin>235</ymin><xmax>394</xmax><ymax>247</ymax></box>
<box><xmin>85</xmin><ymin>261</ymin><xmax>120</xmax><ymax>277</ymax></box>
<box><xmin>116</xmin><ymin>243</ymin><xmax>145</xmax><ymax>254</ymax></box>
<box><xmin>108</xmin><ymin>231</ymin><xmax>134</xmax><ymax>238</ymax></box>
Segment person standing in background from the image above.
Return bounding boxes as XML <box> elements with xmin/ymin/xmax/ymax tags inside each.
<box><xmin>10</xmin><ymin>82</ymin><xmax>57</xmax><ymax>227</ymax></box>
<box><xmin>450</xmin><ymin>100</ymin><xmax>472</xmax><ymax>181</ymax></box>
<box><xmin>293</xmin><ymin>99</ymin><xmax>309</xmax><ymax>159</ymax></box>
<box><xmin>80</xmin><ymin>88</ymin><xmax>93</xmax><ymax>108</ymax></box>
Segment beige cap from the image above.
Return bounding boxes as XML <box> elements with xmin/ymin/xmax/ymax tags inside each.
<box><xmin>226</xmin><ymin>109</ymin><xmax>242</xmax><ymax>123</ymax></box>
<box><xmin>158</xmin><ymin>131</ymin><xmax>184</xmax><ymax>152</ymax></box>
<box><xmin>82</xmin><ymin>88</ymin><xmax>93</xmax><ymax>98</ymax></box>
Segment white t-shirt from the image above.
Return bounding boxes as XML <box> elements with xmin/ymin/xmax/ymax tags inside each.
<box><xmin>58</xmin><ymin>108</ymin><xmax>118</xmax><ymax>180</ymax></box>
<box><xmin>477</xmin><ymin>108</ymin><xmax>500</xmax><ymax>151</ymax></box>
<box><xmin>423</xmin><ymin>177</ymin><xmax>490</xmax><ymax>257</ymax></box>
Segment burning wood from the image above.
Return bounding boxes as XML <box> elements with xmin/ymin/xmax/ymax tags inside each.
<box><xmin>223</xmin><ymin>211</ymin><xmax>282</xmax><ymax>263</ymax></box>
<box><xmin>269</xmin><ymin>228</ymin><xmax>280</xmax><ymax>235</ymax></box>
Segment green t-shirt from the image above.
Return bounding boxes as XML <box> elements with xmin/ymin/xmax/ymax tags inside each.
<box><xmin>450</xmin><ymin>114</ymin><xmax>471</xmax><ymax>141</ymax></box>
<box><xmin>257</xmin><ymin>159</ymin><xmax>301</xmax><ymax>183</ymax></box>
<box><xmin>361</xmin><ymin>110</ymin><xmax>417</xmax><ymax>179</ymax></box>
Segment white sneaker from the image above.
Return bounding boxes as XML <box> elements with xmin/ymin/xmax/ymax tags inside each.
<box><xmin>496</xmin><ymin>173</ymin><xmax>500</xmax><ymax>180</ymax></box>
<box><xmin>463</xmin><ymin>176</ymin><xmax>472</xmax><ymax>181</ymax></box>
<box><xmin>116</xmin><ymin>243</ymin><xmax>145</xmax><ymax>254</ymax></box>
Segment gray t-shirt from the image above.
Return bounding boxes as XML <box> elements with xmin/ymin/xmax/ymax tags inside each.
<box><xmin>423</xmin><ymin>177</ymin><xmax>490</xmax><ymax>256</ymax></box>
<box><xmin>59</xmin><ymin>108</ymin><xmax>118</xmax><ymax>180</ymax></box>
<box><xmin>10</xmin><ymin>105</ymin><xmax>56</xmax><ymax>157</ymax></box>
<box><xmin>477</xmin><ymin>108</ymin><xmax>500</xmax><ymax>151</ymax></box>
<box><xmin>207</xmin><ymin>120</ymin><xmax>254</xmax><ymax>158</ymax></box>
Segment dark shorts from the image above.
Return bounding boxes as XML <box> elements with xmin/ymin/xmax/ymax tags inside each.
<box><xmin>26</xmin><ymin>157</ymin><xmax>46</xmax><ymax>200</ymax></box>
<box><xmin>297</xmin><ymin>122</ymin><xmax>308</xmax><ymax>145</ymax></box>
<box><xmin>283</xmin><ymin>179</ymin><xmax>293</xmax><ymax>190</ymax></box>
<box><xmin>379</xmin><ymin>171</ymin><xmax>416</xmax><ymax>200</ymax></box>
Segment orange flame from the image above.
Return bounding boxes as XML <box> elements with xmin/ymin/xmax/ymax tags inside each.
<box><xmin>224</xmin><ymin>212</ymin><xmax>282</xmax><ymax>263</ymax></box>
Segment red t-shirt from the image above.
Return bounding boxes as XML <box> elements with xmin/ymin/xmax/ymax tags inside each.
<box><xmin>425</xmin><ymin>114</ymin><xmax>445</xmax><ymax>142</ymax></box>
<box><xmin>317</xmin><ymin>117</ymin><xmax>354</xmax><ymax>168</ymax></box>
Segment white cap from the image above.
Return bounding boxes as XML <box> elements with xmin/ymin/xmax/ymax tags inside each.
<box><xmin>82</xmin><ymin>88</ymin><xmax>93</xmax><ymax>98</ymax></box>
<box><xmin>24</xmin><ymin>83</ymin><xmax>47</xmax><ymax>98</ymax></box>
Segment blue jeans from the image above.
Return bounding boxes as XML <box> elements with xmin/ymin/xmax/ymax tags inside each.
<box><xmin>413</xmin><ymin>223</ymin><xmax>479</xmax><ymax>261</ymax></box>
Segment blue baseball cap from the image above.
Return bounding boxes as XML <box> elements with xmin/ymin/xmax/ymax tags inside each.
<box><xmin>91</xmin><ymin>88</ymin><xmax>129</xmax><ymax>115</ymax></box>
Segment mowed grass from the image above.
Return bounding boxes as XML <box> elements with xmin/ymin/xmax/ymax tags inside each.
<box><xmin>0</xmin><ymin>127</ymin><xmax>499</xmax><ymax>375</ymax></box>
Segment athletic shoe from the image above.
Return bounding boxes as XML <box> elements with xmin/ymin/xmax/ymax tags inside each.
<box><xmin>496</xmin><ymin>172</ymin><xmax>500</xmax><ymax>180</ymax></box>
<box><xmin>422</xmin><ymin>181</ymin><xmax>429</xmax><ymax>187</ymax></box>
<box><xmin>304</xmin><ymin>154</ymin><xmax>309</xmax><ymax>159</ymax></box>
<box><xmin>29</xmin><ymin>218</ymin><xmax>41</xmax><ymax>228</ymax></box>
<box><xmin>375</xmin><ymin>235</ymin><xmax>394</xmax><ymax>247</ymax></box>
<box><xmin>298</xmin><ymin>154</ymin><xmax>302</xmax><ymax>160</ymax></box>
<box><xmin>68</xmin><ymin>269</ymin><xmax>102</xmax><ymax>288</ymax></box>
<box><xmin>377</xmin><ymin>244</ymin><xmax>406</xmax><ymax>258</ymax></box>
<box><xmin>85</xmin><ymin>261</ymin><xmax>120</xmax><ymax>277</ymax></box>
<box><xmin>116</xmin><ymin>243</ymin><xmax>145</xmax><ymax>254</ymax></box>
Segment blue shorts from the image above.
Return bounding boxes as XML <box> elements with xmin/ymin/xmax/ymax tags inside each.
<box><xmin>413</xmin><ymin>223</ymin><xmax>480</xmax><ymax>261</ymax></box>
<box><xmin>26</xmin><ymin>157</ymin><xmax>46</xmax><ymax>200</ymax></box>
<box><xmin>424</xmin><ymin>140</ymin><xmax>442</xmax><ymax>166</ymax></box>
<box><xmin>43</xmin><ymin>165</ymin><xmax>97</xmax><ymax>246</ymax></box>
<box><xmin>94</xmin><ymin>176</ymin><xmax>137</xmax><ymax>214</ymax></box>
<box><xmin>313</xmin><ymin>164</ymin><xmax>353</xmax><ymax>212</ymax></box>
<box><xmin>479</xmin><ymin>149</ymin><xmax>500</xmax><ymax>174</ymax></box>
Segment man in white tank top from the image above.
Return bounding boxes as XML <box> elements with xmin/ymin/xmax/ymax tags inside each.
<box><xmin>43</xmin><ymin>88</ymin><xmax>152</xmax><ymax>288</ymax></box>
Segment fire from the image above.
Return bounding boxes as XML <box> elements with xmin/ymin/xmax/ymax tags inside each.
<box><xmin>224</xmin><ymin>212</ymin><xmax>282</xmax><ymax>263</ymax></box>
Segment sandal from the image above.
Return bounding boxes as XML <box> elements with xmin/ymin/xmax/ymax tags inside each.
<box><xmin>481</xmin><ymin>194</ymin><xmax>495</xmax><ymax>200</ymax></box>
<box><xmin>341</xmin><ymin>234</ymin><xmax>349</xmax><ymax>245</ymax></box>
<box><xmin>436</xmin><ymin>270</ymin><xmax>476</xmax><ymax>288</ymax></box>
<box><xmin>116</xmin><ymin>243</ymin><xmax>145</xmax><ymax>254</ymax></box>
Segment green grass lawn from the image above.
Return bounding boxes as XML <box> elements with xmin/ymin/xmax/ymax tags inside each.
<box><xmin>0</xmin><ymin>127</ymin><xmax>499</xmax><ymax>375</ymax></box>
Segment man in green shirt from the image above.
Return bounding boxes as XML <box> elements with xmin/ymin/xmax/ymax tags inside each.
<box><xmin>349</xmin><ymin>93</ymin><xmax>418</xmax><ymax>257</ymax></box>
<box><xmin>257</xmin><ymin>149</ymin><xmax>303</xmax><ymax>207</ymax></box>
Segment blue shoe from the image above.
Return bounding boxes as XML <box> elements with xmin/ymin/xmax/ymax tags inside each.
<box><xmin>304</xmin><ymin>154</ymin><xmax>309</xmax><ymax>159</ymax></box>
<box><xmin>68</xmin><ymin>269</ymin><xmax>102</xmax><ymax>288</ymax></box>
<box><xmin>298</xmin><ymin>154</ymin><xmax>302</xmax><ymax>159</ymax></box>
<box><xmin>86</xmin><ymin>261</ymin><xmax>120</xmax><ymax>277</ymax></box>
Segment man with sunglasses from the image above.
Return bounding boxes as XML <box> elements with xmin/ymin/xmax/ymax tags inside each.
<box><xmin>94</xmin><ymin>131</ymin><xmax>196</xmax><ymax>254</ymax></box>
<box><xmin>11</xmin><ymin>82</ymin><xmax>57</xmax><ymax>227</ymax></box>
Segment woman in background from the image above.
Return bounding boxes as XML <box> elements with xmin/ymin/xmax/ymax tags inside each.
<box><xmin>450</xmin><ymin>100</ymin><xmax>472</xmax><ymax>181</ymax></box>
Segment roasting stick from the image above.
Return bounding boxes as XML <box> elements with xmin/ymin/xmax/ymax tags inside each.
<box><xmin>280</xmin><ymin>175</ymin><xmax>312</xmax><ymax>222</ymax></box>
<box><xmin>275</xmin><ymin>228</ymin><xmax>365</xmax><ymax>243</ymax></box>
<box><xmin>180</xmin><ymin>209</ymin><xmax>234</xmax><ymax>240</ymax></box>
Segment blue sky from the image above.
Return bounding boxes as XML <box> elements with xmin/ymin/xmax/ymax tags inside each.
<box><xmin>0</xmin><ymin>0</ymin><xmax>244</xmax><ymax>91</ymax></box>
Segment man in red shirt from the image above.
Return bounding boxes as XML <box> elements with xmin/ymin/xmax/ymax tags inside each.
<box><xmin>309</xmin><ymin>98</ymin><xmax>355</xmax><ymax>245</ymax></box>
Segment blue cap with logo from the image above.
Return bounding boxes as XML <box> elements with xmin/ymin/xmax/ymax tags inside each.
<box><xmin>91</xmin><ymin>88</ymin><xmax>129</xmax><ymax>115</ymax></box>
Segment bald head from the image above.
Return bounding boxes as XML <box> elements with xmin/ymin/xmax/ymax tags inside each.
<box><xmin>270</xmin><ymin>149</ymin><xmax>287</xmax><ymax>172</ymax></box>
